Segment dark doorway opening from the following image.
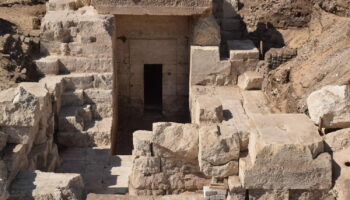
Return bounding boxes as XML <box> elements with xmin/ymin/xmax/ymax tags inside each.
<box><xmin>144</xmin><ymin>64</ymin><xmax>162</xmax><ymax>113</ymax></box>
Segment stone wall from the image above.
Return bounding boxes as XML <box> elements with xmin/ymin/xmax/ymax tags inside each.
<box><xmin>0</xmin><ymin>83</ymin><xmax>61</xmax><ymax>199</ymax></box>
<box><xmin>116</xmin><ymin>15</ymin><xmax>190</xmax><ymax>116</ymax></box>
<box><xmin>130</xmin><ymin>85</ymin><xmax>335</xmax><ymax>199</ymax></box>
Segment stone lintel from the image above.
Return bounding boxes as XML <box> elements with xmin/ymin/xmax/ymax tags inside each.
<box><xmin>92</xmin><ymin>0</ymin><xmax>212</xmax><ymax>15</ymax></box>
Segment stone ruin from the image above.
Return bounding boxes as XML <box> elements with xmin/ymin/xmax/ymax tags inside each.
<box><xmin>0</xmin><ymin>0</ymin><xmax>349</xmax><ymax>200</ymax></box>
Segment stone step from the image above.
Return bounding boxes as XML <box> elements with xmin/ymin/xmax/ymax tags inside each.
<box><xmin>57</xmin><ymin>131</ymin><xmax>91</xmax><ymax>147</ymax></box>
<box><xmin>34</xmin><ymin>56</ymin><xmax>60</xmax><ymax>75</ymax></box>
<box><xmin>9</xmin><ymin>170</ymin><xmax>85</xmax><ymax>200</ymax></box>
<box><xmin>61</xmin><ymin>89</ymin><xmax>84</xmax><ymax>107</ymax></box>
<box><xmin>57</xmin><ymin>118</ymin><xmax>112</xmax><ymax>147</ymax></box>
<box><xmin>56</xmin><ymin>148</ymin><xmax>132</xmax><ymax>194</ymax></box>
<box><xmin>60</xmin><ymin>105</ymin><xmax>93</xmax><ymax>121</ymax></box>
<box><xmin>58</xmin><ymin>115</ymin><xmax>85</xmax><ymax>132</ymax></box>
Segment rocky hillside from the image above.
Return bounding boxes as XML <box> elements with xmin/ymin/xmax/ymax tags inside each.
<box><xmin>236</xmin><ymin>0</ymin><xmax>350</xmax><ymax>113</ymax></box>
<box><xmin>0</xmin><ymin>0</ymin><xmax>45</xmax><ymax>90</ymax></box>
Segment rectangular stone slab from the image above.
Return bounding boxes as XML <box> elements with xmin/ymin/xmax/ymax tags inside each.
<box><xmin>91</xmin><ymin>0</ymin><xmax>212</xmax><ymax>15</ymax></box>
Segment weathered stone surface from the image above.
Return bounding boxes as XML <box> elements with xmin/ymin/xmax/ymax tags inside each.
<box><xmin>190</xmin><ymin>46</ymin><xmax>231</xmax><ymax>85</ymax></box>
<box><xmin>0</xmin><ymin>132</ymin><xmax>8</xmax><ymax>152</ymax></box>
<box><xmin>248</xmin><ymin>114</ymin><xmax>324</xmax><ymax>165</ymax></box>
<box><xmin>35</xmin><ymin>56</ymin><xmax>60</xmax><ymax>75</ymax></box>
<box><xmin>152</xmin><ymin>122</ymin><xmax>199</xmax><ymax>160</ymax></box>
<box><xmin>203</xmin><ymin>186</ymin><xmax>227</xmax><ymax>200</ymax></box>
<box><xmin>200</xmin><ymin>160</ymin><xmax>238</xmax><ymax>178</ymax></box>
<box><xmin>229</xmin><ymin>40</ymin><xmax>260</xmax><ymax>60</ymax></box>
<box><xmin>332</xmin><ymin>148</ymin><xmax>350</xmax><ymax>200</ymax></box>
<box><xmin>237</xmin><ymin>71</ymin><xmax>263</xmax><ymax>90</ymax></box>
<box><xmin>133</xmin><ymin>130</ymin><xmax>152</xmax><ymax>157</ymax></box>
<box><xmin>84</xmin><ymin>88</ymin><xmax>113</xmax><ymax>119</ymax></box>
<box><xmin>194</xmin><ymin>96</ymin><xmax>223</xmax><ymax>124</ymax></box>
<box><xmin>227</xmin><ymin>176</ymin><xmax>246</xmax><ymax>200</ymax></box>
<box><xmin>307</xmin><ymin>85</ymin><xmax>350</xmax><ymax>128</ymax></box>
<box><xmin>41</xmin><ymin>5</ymin><xmax>114</xmax><ymax>73</ymax></box>
<box><xmin>199</xmin><ymin>125</ymin><xmax>240</xmax><ymax>177</ymax></box>
<box><xmin>199</xmin><ymin>125</ymin><xmax>240</xmax><ymax>165</ymax></box>
<box><xmin>9</xmin><ymin>170</ymin><xmax>85</xmax><ymax>200</ymax></box>
<box><xmin>91</xmin><ymin>0</ymin><xmax>212</xmax><ymax>15</ymax></box>
<box><xmin>133</xmin><ymin>157</ymin><xmax>161</xmax><ymax>174</ymax></box>
<box><xmin>240</xmin><ymin>114</ymin><xmax>331</xmax><ymax>190</ymax></box>
<box><xmin>192</xmin><ymin>14</ymin><xmax>221</xmax><ymax>46</ymax></box>
<box><xmin>324</xmin><ymin>128</ymin><xmax>350</xmax><ymax>152</ymax></box>
<box><xmin>0</xmin><ymin>86</ymin><xmax>40</xmax><ymax>144</ymax></box>
<box><xmin>288</xmin><ymin>190</ymin><xmax>335</xmax><ymax>200</ymax></box>
<box><xmin>248</xmin><ymin>190</ymin><xmax>289</xmax><ymax>200</ymax></box>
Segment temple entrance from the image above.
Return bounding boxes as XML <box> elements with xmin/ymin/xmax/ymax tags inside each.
<box><xmin>144</xmin><ymin>64</ymin><xmax>163</xmax><ymax>113</ymax></box>
<box><xmin>115</xmin><ymin>16</ymin><xmax>191</xmax><ymax>155</ymax></box>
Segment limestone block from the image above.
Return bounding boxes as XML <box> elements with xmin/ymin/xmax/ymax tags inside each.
<box><xmin>199</xmin><ymin>125</ymin><xmax>240</xmax><ymax>166</ymax></box>
<box><xmin>63</xmin><ymin>74</ymin><xmax>94</xmax><ymax>90</ymax></box>
<box><xmin>289</xmin><ymin>190</ymin><xmax>335</xmax><ymax>200</ymax></box>
<box><xmin>47</xmin><ymin>0</ymin><xmax>84</xmax><ymax>11</ymax></box>
<box><xmin>195</xmin><ymin>96</ymin><xmax>223</xmax><ymax>124</ymax></box>
<box><xmin>248</xmin><ymin>190</ymin><xmax>289</xmax><ymax>200</ymax></box>
<box><xmin>307</xmin><ymin>85</ymin><xmax>350</xmax><ymax>128</ymax></box>
<box><xmin>57</xmin><ymin>131</ymin><xmax>91</xmax><ymax>147</ymax></box>
<box><xmin>132</xmin><ymin>130</ymin><xmax>152</xmax><ymax>157</ymax></box>
<box><xmin>133</xmin><ymin>157</ymin><xmax>161</xmax><ymax>174</ymax></box>
<box><xmin>237</xmin><ymin>71</ymin><xmax>263</xmax><ymax>90</ymax></box>
<box><xmin>227</xmin><ymin>176</ymin><xmax>246</xmax><ymax>200</ymax></box>
<box><xmin>0</xmin><ymin>132</ymin><xmax>8</xmax><ymax>152</ymax></box>
<box><xmin>92</xmin><ymin>0</ymin><xmax>211</xmax><ymax>15</ymax></box>
<box><xmin>129</xmin><ymin>170</ymin><xmax>167</xmax><ymax>191</ymax></box>
<box><xmin>85</xmin><ymin>118</ymin><xmax>112</xmax><ymax>147</ymax></box>
<box><xmin>35</xmin><ymin>56</ymin><xmax>60</xmax><ymax>75</ymax></box>
<box><xmin>0</xmin><ymin>87</ymin><xmax>40</xmax><ymax>144</ymax></box>
<box><xmin>93</xmin><ymin>73</ymin><xmax>113</xmax><ymax>90</ymax></box>
<box><xmin>58</xmin><ymin>114</ymin><xmax>85</xmax><ymax>132</ymax></box>
<box><xmin>10</xmin><ymin>170</ymin><xmax>85</xmax><ymax>200</ymax></box>
<box><xmin>152</xmin><ymin>122</ymin><xmax>199</xmax><ymax>160</ymax></box>
<box><xmin>200</xmin><ymin>160</ymin><xmax>239</xmax><ymax>178</ymax></box>
<box><xmin>160</xmin><ymin>157</ymin><xmax>200</xmax><ymax>175</ymax></box>
<box><xmin>332</xmin><ymin>148</ymin><xmax>350</xmax><ymax>200</ymax></box>
<box><xmin>192</xmin><ymin>14</ymin><xmax>221</xmax><ymax>46</ymax></box>
<box><xmin>1</xmin><ymin>144</ymin><xmax>28</xmax><ymax>200</ymax></box>
<box><xmin>240</xmin><ymin>114</ymin><xmax>331</xmax><ymax>190</ymax></box>
<box><xmin>57</xmin><ymin>56</ymin><xmax>113</xmax><ymax>73</ymax></box>
<box><xmin>324</xmin><ymin>128</ymin><xmax>350</xmax><ymax>152</ymax></box>
<box><xmin>83</xmin><ymin>88</ymin><xmax>113</xmax><ymax>118</ymax></box>
<box><xmin>228</xmin><ymin>40</ymin><xmax>259</xmax><ymax>60</ymax></box>
<box><xmin>61</xmin><ymin>89</ymin><xmax>84</xmax><ymax>106</ymax></box>
<box><xmin>190</xmin><ymin>46</ymin><xmax>231</xmax><ymax>85</ymax></box>
<box><xmin>248</xmin><ymin>114</ymin><xmax>324</xmax><ymax>165</ymax></box>
<box><xmin>221</xmin><ymin>100</ymin><xmax>251</xmax><ymax>150</ymax></box>
<box><xmin>204</xmin><ymin>186</ymin><xmax>227</xmax><ymax>200</ymax></box>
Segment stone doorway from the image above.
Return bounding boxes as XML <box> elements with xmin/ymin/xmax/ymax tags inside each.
<box><xmin>115</xmin><ymin>16</ymin><xmax>191</xmax><ymax>155</ymax></box>
<box><xmin>144</xmin><ymin>64</ymin><xmax>163</xmax><ymax>113</ymax></box>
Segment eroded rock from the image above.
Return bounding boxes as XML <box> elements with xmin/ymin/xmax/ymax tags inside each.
<box><xmin>307</xmin><ymin>85</ymin><xmax>350</xmax><ymax>129</ymax></box>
